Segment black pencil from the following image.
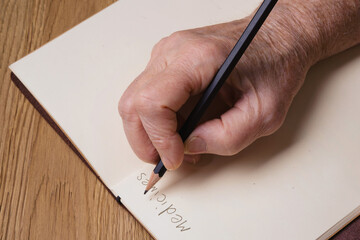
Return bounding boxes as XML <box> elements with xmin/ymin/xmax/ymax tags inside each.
<box><xmin>145</xmin><ymin>0</ymin><xmax>278</xmax><ymax>194</ymax></box>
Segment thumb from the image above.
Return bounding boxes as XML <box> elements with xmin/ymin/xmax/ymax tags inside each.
<box><xmin>184</xmin><ymin>103</ymin><xmax>262</xmax><ymax>156</ymax></box>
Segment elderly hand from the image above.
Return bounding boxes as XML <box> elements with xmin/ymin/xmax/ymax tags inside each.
<box><xmin>118</xmin><ymin>0</ymin><xmax>360</xmax><ymax>170</ymax></box>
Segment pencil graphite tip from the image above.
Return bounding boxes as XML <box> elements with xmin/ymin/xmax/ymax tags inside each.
<box><xmin>144</xmin><ymin>172</ymin><xmax>161</xmax><ymax>194</ymax></box>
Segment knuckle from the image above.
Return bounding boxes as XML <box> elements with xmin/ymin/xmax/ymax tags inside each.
<box><xmin>118</xmin><ymin>95</ymin><xmax>135</xmax><ymax>120</ymax></box>
<box><xmin>135</xmin><ymin>89</ymin><xmax>158</xmax><ymax>113</ymax></box>
<box><xmin>152</xmin><ymin>31</ymin><xmax>187</xmax><ymax>54</ymax></box>
<box><xmin>169</xmin><ymin>30</ymin><xmax>187</xmax><ymax>41</ymax></box>
<box><xmin>151</xmin><ymin>136</ymin><xmax>171</xmax><ymax>151</ymax></box>
<box><xmin>199</xmin><ymin>40</ymin><xmax>227</xmax><ymax>59</ymax></box>
<box><xmin>201</xmin><ymin>41</ymin><xmax>220</xmax><ymax>55</ymax></box>
<box><xmin>152</xmin><ymin>37</ymin><xmax>168</xmax><ymax>55</ymax></box>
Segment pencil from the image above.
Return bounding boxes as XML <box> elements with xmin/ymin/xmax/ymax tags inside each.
<box><xmin>145</xmin><ymin>0</ymin><xmax>278</xmax><ymax>194</ymax></box>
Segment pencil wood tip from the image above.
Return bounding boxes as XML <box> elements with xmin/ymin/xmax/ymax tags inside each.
<box><xmin>144</xmin><ymin>172</ymin><xmax>161</xmax><ymax>194</ymax></box>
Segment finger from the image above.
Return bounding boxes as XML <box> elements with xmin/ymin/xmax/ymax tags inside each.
<box><xmin>120</xmin><ymin>47</ymin><xmax>221</xmax><ymax>165</ymax></box>
<box><xmin>119</xmin><ymin>72</ymin><xmax>159</xmax><ymax>163</ymax></box>
<box><xmin>135</xmin><ymin>61</ymin><xmax>219</xmax><ymax>169</ymax></box>
<box><xmin>135</xmin><ymin>68</ymin><xmax>193</xmax><ymax>170</ymax></box>
<box><xmin>184</xmin><ymin>96</ymin><xmax>262</xmax><ymax>155</ymax></box>
<box><xmin>122</xmin><ymin>117</ymin><xmax>159</xmax><ymax>164</ymax></box>
<box><xmin>131</xmin><ymin>40</ymin><xmax>228</xmax><ymax>168</ymax></box>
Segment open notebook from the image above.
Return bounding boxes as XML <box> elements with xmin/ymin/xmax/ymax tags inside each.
<box><xmin>9</xmin><ymin>0</ymin><xmax>360</xmax><ymax>239</ymax></box>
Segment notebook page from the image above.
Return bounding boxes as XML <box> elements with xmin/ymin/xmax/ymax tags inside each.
<box><xmin>112</xmin><ymin>47</ymin><xmax>360</xmax><ymax>239</ymax></box>
<box><xmin>9</xmin><ymin>0</ymin><xmax>261</xmax><ymax>189</ymax></box>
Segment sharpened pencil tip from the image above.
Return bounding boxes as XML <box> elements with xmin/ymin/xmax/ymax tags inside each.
<box><xmin>144</xmin><ymin>172</ymin><xmax>161</xmax><ymax>195</ymax></box>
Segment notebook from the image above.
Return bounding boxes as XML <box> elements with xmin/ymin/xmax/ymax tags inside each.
<box><xmin>9</xmin><ymin>0</ymin><xmax>360</xmax><ymax>239</ymax></box>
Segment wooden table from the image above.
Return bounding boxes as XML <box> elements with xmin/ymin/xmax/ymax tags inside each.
<box><xmin>2</xmin><ymin>0</ymin><xmax>360</xmax><ymax>239</ymax></box>
<box><xmin>0</xmin><ymin>0</ymin><xmax>152</xmax><ymax>239</ymax></box>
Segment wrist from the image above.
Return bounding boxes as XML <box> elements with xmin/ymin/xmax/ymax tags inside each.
<box><xmin>275</xmin><ymin>0</ymin><xmax>360</xmax><ymax>63</ymax></box>
<box><xmin>259</xmin><ymin>2</ymin><xmax>324</xmax><ymax>69</ymax></box>
<box><xmin>205</xmin><ymin>0</ymin><xmax>359</xmax><ymax>75</ymax></box>
<box><xmin>222</xmin><ymin>3</ymin><xmax>324</xmax><ymax>73</ymax></box>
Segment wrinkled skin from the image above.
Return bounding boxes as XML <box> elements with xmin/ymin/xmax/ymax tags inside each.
<box><xmin>118</xmin><ymin>0</ymin><xmax>360</xmax><ymax>170</ymax></box>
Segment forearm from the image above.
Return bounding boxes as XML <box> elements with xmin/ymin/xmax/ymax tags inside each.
<box><xmin>219</xmin><ymin>0</ymin><xmax>359</xmax><ymax>75</ymax></box>
<box><xmin>284</xmin><ymin>0</ymin><xmax>359</xmax><ymax>59</ymax></box>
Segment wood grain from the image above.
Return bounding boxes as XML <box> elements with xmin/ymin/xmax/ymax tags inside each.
<box><xmin>2</xmin><ymin>0</ymin><xmax>359</xmax><ymax>239</ymax></box>
<box><xmin>0</xmin><ymin>0</ymin><xmax>153</xmax><ymax>239</ymax></box>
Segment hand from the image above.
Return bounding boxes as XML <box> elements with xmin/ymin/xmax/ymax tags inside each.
<box><xmin>118</xmin><ymin>1</ymin><xmax>360</xmax><ymax>170</ymax></box>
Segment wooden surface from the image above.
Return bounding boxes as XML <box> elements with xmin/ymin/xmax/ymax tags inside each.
<box><xmin>1</xmin><ymin>0</ymin><xmax>359</xmax><ymax>239</ymax></box>
<box><xmin>0</xmin><ymin>0</ymin><xmax>153</xmax><ymax>239</ymax></box>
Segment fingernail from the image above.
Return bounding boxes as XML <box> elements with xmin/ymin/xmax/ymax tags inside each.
<box><xmin>184</xmin><ymin>137</ymin><xmax>207</xmax><ymax>154</ymax></box>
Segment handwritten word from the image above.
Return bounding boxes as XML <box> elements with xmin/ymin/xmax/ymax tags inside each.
<box><xmin>137</xmin><ymin>172</ymin><xmax>191</xmax><ymax>232</ymax></box>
